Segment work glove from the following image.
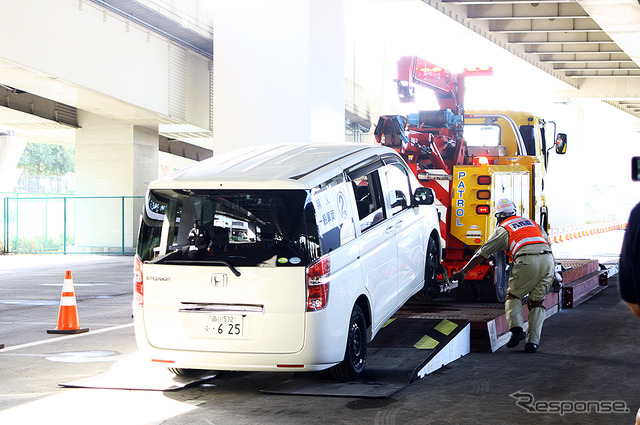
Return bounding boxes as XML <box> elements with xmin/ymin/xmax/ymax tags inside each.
<box><xmin>450</xmin><ymin>271</ymin><xmax>467</xmax><ymax>283</ymax></box>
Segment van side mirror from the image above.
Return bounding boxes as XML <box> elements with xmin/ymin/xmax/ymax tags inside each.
<box><xmin>632</xmin><ymin>157</ymin><xmax>640</xmax><ymax>181</ymax></box>
<box><xmin>555</xmin><ymin>133</ymin><xmax>567</xmax><ymax>155</ymax></box>
<box><xmin>391</xmin><ymin>190</ymin><xmax>408</xmax><ymax>210</ymax></box>
<box><xmin>413</xmin><ymin>187</ymin><xmax>434</xmax><ymax>206</ymax></box>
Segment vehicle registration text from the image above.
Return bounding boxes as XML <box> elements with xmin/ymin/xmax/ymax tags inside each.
<box><xmin>202</xmin><ymin>314</ymin><xmax>243</xmax><ymax>337</ymax></box>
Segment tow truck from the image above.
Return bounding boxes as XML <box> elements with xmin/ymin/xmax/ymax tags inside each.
<box><xmin>374</xmin><ymin>56</ymin><xmax>567</xmax><ymax>302</ymax></box>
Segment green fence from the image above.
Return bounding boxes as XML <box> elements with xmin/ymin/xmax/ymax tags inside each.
<box><xmin>2</xmin><ymin>194</ymin><xmax>144</xmax><ymax>254</ymax></box>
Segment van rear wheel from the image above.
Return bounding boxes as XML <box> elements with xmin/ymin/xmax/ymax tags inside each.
<box><xmin>330</xmin><ymin>304</ymin><xmax>367</xmax><ymax>382</ymax></box>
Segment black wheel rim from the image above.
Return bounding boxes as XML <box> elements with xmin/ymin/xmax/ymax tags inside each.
<box><xmin>493</xmin><ymin>251</ymin><xmax>510</xmax><ymax>302</ymax></box>
<box><xmin>350</xmin><ymin>319</ymin><xmax>365</xmax><ymax>372</ymax></box>
<box><xmin>426</xmin><ymin>238</ymin><xmax>438</xmax><ymax>284</ymax></box>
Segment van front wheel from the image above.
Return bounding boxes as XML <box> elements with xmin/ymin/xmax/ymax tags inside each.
<box><xmin>414</xmin><ymin>236</ymin><xmax>440</xmax><ymax>301</ymax></box>
<box><xmin>330</xmin><ymin>304</ymin><xmax>367</xmax><ymax>381</ymax></box>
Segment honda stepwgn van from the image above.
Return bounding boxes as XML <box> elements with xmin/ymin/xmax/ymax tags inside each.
<box><xmin>133</xmin><ymin>144</ymin><xmax>441</xmax><ymax>381</ymax></box>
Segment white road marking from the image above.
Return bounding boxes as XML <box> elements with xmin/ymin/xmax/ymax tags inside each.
<box><xmin>0</xmin><ymin>323</ymin><xmax>133</xmax><ymax>353</ymax></box>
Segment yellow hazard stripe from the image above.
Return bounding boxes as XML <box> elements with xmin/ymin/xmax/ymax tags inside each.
<box><xmin>382</xmin><ymin>317</ymin><xmax>397</xmax><ymax>328</ymax></box>
<box><xmin>414</xmin><ymin>335</ymin><xmax>439</xmax><ymax>350</ymax></box>
<box><xmin>434</xmin><ymin>319</ymin><xmax>458</xmax><ymax>336</ymax></box>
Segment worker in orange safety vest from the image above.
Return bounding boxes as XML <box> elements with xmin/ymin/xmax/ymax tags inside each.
<box><xmin>451</xmin><ymin>198</ymin><xmax>555</xmax><ymax>353</ymax></box>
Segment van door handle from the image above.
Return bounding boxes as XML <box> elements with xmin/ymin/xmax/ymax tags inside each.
<box><xmin>385</xmin><ymin>225</ymin><xmax>395</xmax><ymax>234</ymax></box>
<box><xmin>395</xmin><ymin>220</ymin><xmax>403</xmax><ymax>229</ymax></box>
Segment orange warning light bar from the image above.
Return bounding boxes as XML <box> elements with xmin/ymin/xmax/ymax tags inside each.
<box><xmin>463</xmin><ymin>66</ymin><xmax>494</xmax><ymax>77</ymax></box>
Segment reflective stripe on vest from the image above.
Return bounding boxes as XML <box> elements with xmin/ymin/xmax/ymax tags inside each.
<box><xmin>500</xmin><ymin>216</ymin><xmax>549</xmax><ymax>257</ymax></box>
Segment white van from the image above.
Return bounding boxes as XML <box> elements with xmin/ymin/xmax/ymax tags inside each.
<box><xmin>134</xmin><ymin>144</ymin><xmax>441</xmax><ymax>381</ymax></box>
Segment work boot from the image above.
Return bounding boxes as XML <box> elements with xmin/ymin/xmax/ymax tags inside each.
<box><xmin>506</xmin><ymin>327</ymin><xmax>525</xmax><ymax>348</ymax></box>
<box><xmin>524</xmin><ymin>343</ymin><xmax>538</xmax><ymax>353</ymax></box>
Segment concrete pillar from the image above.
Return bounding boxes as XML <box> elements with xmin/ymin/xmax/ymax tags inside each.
<box><xmin>212</xmin><ymin>0</ymin><xmax>345</xmax><ymax>155</ymax></box>
<box><xmin>74</xmin><ymin>111</ymin><xmax>158</xmax><ymax>252</ymax></box>
<box><xmin>0</xmin><ymin>135</ymin><xmax>26</xmax><ymax>193</ymax></box>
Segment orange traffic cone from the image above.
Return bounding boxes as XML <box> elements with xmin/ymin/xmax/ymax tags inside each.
<box><xmin>47</xmin><ymin>271</ymin><xmax>89</xmax><ymax>334</ymax></box>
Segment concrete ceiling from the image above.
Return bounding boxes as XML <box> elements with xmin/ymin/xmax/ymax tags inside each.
<box><xmin>431</xmin><ymin>0</ymin><xmax>640</xmax><ymax>118</ymax></box>
<box><xmin>2</xmin><ymin>0</ymin><xmax>640</xmax><ymax>145</ymax></box>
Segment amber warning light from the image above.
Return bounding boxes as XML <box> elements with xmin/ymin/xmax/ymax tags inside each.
<box><xmin>473</xmin><ymin>156</ymin><xmax>490</xmax><ymax>165</ymax></box>
<box><xmin>418</xmin><ymin>66</ymin><xmax>443</xmax><ymax>73</ymax></box>
<box><xmin>463</xmin><ymin>66</ymin><xmax>493</xmax><ymax>77</ymax></box>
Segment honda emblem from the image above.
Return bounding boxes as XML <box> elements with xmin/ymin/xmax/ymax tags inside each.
<box><xmin>211</xmin><ymin>273</ymin><xmax>228</xmax><ymax>288</ymax></box>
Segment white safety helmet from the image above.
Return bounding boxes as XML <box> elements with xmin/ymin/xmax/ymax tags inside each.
<box><xmin>495</xmin><ymin>198</ymin><xmax>516</xmax><ymax>218</ymax></box>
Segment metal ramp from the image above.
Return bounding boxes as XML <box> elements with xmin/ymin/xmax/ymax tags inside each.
<box><xmin>262</xmin><ymin>318</ymin><xmax>470</xmax><ymax>398</ymax></box>
<box><xmin>558</xmin><ymin>259</ymin><xmax>609</xmax><ymax>309</ymax></box>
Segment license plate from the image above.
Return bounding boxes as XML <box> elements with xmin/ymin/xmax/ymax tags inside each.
<box><xmin>202</xmin><ymin>314</ymin><xmax>243</xmax><ymax>337</ymax></box>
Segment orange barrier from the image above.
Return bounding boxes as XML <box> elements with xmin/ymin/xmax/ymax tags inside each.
<box><xmin>47</xmin><ymin>271</ymin><xmax>89</xmax><ymax>334</ymax></box>
<box><xmin>552</xmin><ymin>220</ymin><xmax>626</xmax><ymax>243</ymax></box>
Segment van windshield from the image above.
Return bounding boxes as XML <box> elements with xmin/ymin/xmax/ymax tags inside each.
<box><xmin>136</xmin><ymin>189</ymin><xmax>321</xmax><ymax>267</ymax></box>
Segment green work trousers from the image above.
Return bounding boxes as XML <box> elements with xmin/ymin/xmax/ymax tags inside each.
<box><xmin>504</xmin><ymin>252</ymin><xmax>555</xmax><ymax>345</ymax></box>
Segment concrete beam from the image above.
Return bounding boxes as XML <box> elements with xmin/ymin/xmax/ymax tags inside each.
<box><xmin>563</xmin><ymin>77</ymin><xmax>640</xmax><ymax>100</ymax></box>
<box><xmin>0</xmin><ymin>0</ymin><xmax>212</xmax><ymax>135</ymax></box>
<box><xmin>420</xmin><ymin>0</ymin><xmax>578</xmax><ymax>89</ymax></box>
<box><xmin>0</xmin><ymin>85</ymin><xmax>77</xmax><ymax>129</ymax></box>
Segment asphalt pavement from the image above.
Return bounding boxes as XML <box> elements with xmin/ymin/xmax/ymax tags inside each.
<box><xmin>1</xmin><ymin>231</ymin><xmax>638</xmax><ymax>425</ymax></box>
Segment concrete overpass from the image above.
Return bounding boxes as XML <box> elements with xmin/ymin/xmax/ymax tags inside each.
<box><xmin>0</xmin><ymin>0</ymin><xmax>639</xmax><ymax>252</ymax></box>
<box><xmin>432</xmin><ymin>0</ymin><xmax>640</xmax><ymax>119</ymax></box>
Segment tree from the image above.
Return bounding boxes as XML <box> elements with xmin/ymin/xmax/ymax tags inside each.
<box><xmin>18</xmin><ymin>143</ymin><xmax>75</xmax><ymax>176</ymax></box>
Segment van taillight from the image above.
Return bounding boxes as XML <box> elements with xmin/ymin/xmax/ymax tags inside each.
<box><xmin>134</xmin><ymin>255</ymin><xmax>144</xmax><ymax>307</ymax></box>
<box><xmin>306</xmin><ymin>255</ymin><xmax>330</xmax><ymax>311</ymax></box>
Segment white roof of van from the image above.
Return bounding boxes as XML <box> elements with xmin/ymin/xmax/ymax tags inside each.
<box><xmin>149</xmin><ymin>143</ymin><xmax>397</xmax><ymax>190</ymax></box>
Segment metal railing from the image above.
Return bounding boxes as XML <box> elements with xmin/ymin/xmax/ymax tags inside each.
<box><xmin>2</xmin><ymin>193</ymin><xmax>144</xmax><ymax>255</ymax></box>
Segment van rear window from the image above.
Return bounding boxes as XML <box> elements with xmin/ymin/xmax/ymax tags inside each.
<box><xmin>136</xmin><ymin>189</ymin><xmax>320</xmax><ymax>267</ymax></box>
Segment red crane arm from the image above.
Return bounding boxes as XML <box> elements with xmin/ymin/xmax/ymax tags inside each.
<box><xmin>396</xmin><ymin>56</ymin><xmax>492</xmax><ymax>114</ymax></box>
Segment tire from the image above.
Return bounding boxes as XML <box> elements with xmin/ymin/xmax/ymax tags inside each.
<box><xmin>414</xmin><ymin>237</ymin><xmax>440</xmax><ymax>301</ymax></box>
<box><xmin>330</xmin><ymin>304</ymin><xmax>367</xmax><ymax>382</ymax></box>
<box><xmin>478</xmin><ymin>251</ymin><xmax>510</xmax><ymax>303</ymax></box>
<box><xmin>453</xmin><ymin>280</ymin><xmax>478</xmax><ymax>302</ymax></box>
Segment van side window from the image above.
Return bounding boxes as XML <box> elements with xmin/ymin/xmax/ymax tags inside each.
<box><xmin>348</xmin><ymin>169</ymin><xmax>386</xmax><ymax>232</ymax></box>
<box><xmin>384</xmin><ymin>163</ymin><xmax>412</xmax><ymax>216</ymax></box>
<box><xmin>310</xmin><ymin>175</ymin><xmax>356</xmax><ymax>254</ymax></box>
